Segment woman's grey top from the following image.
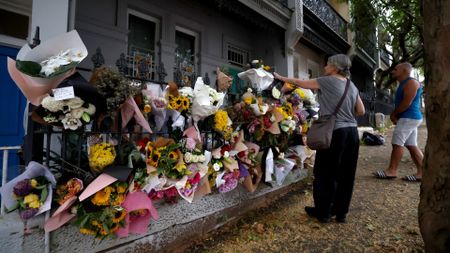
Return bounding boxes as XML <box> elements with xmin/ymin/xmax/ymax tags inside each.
<box><xmin>316</xmin><ymin>76</ymin><xmax>360</xmax><ymax>130</ymax></box>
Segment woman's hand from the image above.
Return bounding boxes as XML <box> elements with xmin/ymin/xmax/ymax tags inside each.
<box><xmin>273</xmin><ymin>72</ymin><xmax>284</xmax><ymax>81</ymax></box>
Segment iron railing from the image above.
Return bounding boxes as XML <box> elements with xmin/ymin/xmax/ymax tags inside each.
<box><xmin>0</xmin><ymin>146</ymin><xmax>22</xmax><ymax>215</ymax></box>
<box><xmin>303</xmin><ymin>0</ymin><xmax>348</xmax><ymax>39</ymax></box>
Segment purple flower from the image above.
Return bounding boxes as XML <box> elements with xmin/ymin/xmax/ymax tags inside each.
<box><xmin>218</xmin><ymin>173</ymin><xmax>238</xmax><ymax>193</ymax></box>
<box><xmin>13</xmin><ymin>179</ymin><xmax>33</xmax><ymax>197</ymax></box>
<box><xmin>19</xmin><ymin>208</ymin><xmax>39</xmax><ymax>220</ymax></box>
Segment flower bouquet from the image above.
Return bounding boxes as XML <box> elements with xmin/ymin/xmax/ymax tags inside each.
<box><xmin>238</xmin><ymin>60</ymin><xmax>274</xmax><ymax>92</ymax></box>
<box><xmin>208</xmin><ymin>144</ymin><xmax>240</xmax><ymax>193</ymax></box>
<box><xmin>34</xmin><ymin>94</ymin><xmax>96</xmax><ymax>130</ymax></box>
<box><xmin>88</xmin><ymin>142</ymin><xmax>117</xmax><ymax>173</ymax></box>
<box><xmin>190</xmin><ymin>77</ymin><xmax>225</xmax><ymax>123</ymax></box>
<box><xmin>0</xmin><ymin>162</ymin><xmax>56</xmax><ymax>220</ymax></box>
<box><xmin>74</xmin><ymin>181</ymin><xmax>128</xmax><ymax>238</ymax></box>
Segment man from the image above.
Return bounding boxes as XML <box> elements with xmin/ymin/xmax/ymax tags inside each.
<box><xmin>374</xmin><ymin>62</ymin><xmax>423</xmax><ymax>182</ymax></box>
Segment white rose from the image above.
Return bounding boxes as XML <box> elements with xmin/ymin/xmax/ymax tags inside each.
<box><xmin>85</xmin><ymin>103</ymin><xmax>96</xmax><ymax>115</ymax></box>
<box><xmin>184</xmin><ymin>152</ymin><xmax>192</xmax><ymax>163</ymax></box>
<box><xmin>223</xmin><ymin>151</ymin><xmax>229</xmax><ymax>158</ymax></box>
<box><xmin>61</xmin><ymin>113</ymin><xmax>82</xmax><ymax>130</ymax></box>
<box><xmin>198</xmin><ymin>155</ymin><xmax>206</xmax><ymax>163</ymax></box>
<box><xmin>65</xmin><ymin>97</ymin><xmax>84</xmax><ymax>109</ymax></box>
<box><xmin>41</xmin><ymin>95</ymin><xmax>64</xmax><ymax>112</ymax></box>
<box><xmin>213</xmin><ymin>163</ymin><xmax>221</xmax><ymax>172</ymax></box>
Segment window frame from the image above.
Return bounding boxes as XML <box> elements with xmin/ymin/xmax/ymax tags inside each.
<box><xmin>126</xmin><ymin>9</ymin><xmax>160</xmax><ymax>63</ymax></box>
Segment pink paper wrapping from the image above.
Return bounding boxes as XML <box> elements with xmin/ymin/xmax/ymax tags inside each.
<box><xmin>44</xmin><ymin>196</ymin><xmax>78</xmax><ymax>232</ymax></box>
<box><xmin>183</xmin><ymin>125</ymin><xmax>202</xmax><ymax>144</ymax></box>
<box><xmin>116</xmin><ymin>191</ymin><xmax>159</xmax><ymax>238</ymax></box>
<box><xmin>7</xmin><ymin>58</ymin><xmax>75</xmax><ymax>106</ymax></box>
<box><xmin>78</xmin><ymin>173</ymin><xmax>117</xmax><ymax>201</ymax></box>
<box><xmin>121</xmin><ymin>97</ymin><xmax>153</xmax><ymax>133</ymax></box>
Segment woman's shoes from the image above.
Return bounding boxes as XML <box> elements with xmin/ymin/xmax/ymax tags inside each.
<box><xmin>305</xmin><ymin>206</ymin><xmax>346</xmax><ymax>223</ymax></box>
<box><xmin>304</xmin><ymin>206</ymin><xmax>331</xmax><ymax>223</ymax></box>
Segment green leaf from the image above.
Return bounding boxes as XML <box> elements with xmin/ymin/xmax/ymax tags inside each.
<box><xmin>16</xmin><ymin>60</ymin><xmax>42</xmax><ymax>76</ymax></box>
<box><xmin>40</xmin><ymin>185</ymin><xmax>48</xmax><ymax>203</ymax></box>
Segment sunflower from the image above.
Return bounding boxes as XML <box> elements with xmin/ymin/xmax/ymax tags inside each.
<box><xmin>79</xmin><ymin>228</ymin><xmax>96</xmax><ymax>235</ymax></box>
<box><xmin>112</xmin><ymin>210</ymin><xmax>127</xmax><ymax>223</ymax></box>
<box><xmin>168</xmin><ymin>150</ymin><xmax>179</xmax><ymax>160</ymax></box>
<box><xmin>110</xmin><ymin>224</ymin><xmax>120</xmax><ymax>233</ymax></box>
<box><xmin>117</xmin><ymin>184</ymin><xmax>127</xmax><ymax>194</ymax></box>
<box><xmin>112</xmin><ymin>193</ymin><xmax>125</xmax><ymax>206</ymax></box>
<box><xmin>181</xmin><ymin>96</ymin><xmax>190</xmax><ymax>110</ymax></box>
<box><xmin>91</xmin><ymin>186</ymin><xmax>112</xmax><ymax>206</ymax></box>
<box><xmin>147</xmin><ymin>150</ymin><xmax>161</xmax><ymax>167</ymax></box>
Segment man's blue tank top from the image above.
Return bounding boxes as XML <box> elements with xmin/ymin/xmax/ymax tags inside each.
<box><xmin>394</xmin><ymin>77</ymin><xmax>423</xmax><ymax>120</ymax></box>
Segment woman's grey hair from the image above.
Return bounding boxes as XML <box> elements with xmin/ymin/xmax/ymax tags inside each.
<box><xmin>327</xmin><ymin>54</ymin><xmax>352</xmax><ymax>77</ymax></box>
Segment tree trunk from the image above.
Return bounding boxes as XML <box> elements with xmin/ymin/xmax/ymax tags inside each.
<box><xmin>419</xmin><ymin>1</ymin><xmax>450</xmax><ymax>252</ymax></box>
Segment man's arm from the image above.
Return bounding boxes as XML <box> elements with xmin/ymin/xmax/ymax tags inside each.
<box><xmin>391</xmin><ymin>79</ymin><xmax>420</xmax><ymax>122</ymax></box>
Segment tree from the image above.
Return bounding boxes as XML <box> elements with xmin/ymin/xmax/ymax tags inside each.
<box><xmin>349</xmin><ymin>0</ymin><xmax>423</xmax><ymax>89</ymax></box>
<box><xmin>419</xmin><ymin>1</ymin><xmax>450</xmax><ymax>252</ymax></box>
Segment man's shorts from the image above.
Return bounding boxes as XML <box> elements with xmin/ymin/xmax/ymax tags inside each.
<box><xmin>392</xmin><ymin>118</ymin><xmax>422</xmax><ymax>146</ymax></box>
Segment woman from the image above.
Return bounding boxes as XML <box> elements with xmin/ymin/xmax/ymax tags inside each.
<box><xmin>274</xmin><ymin>54</ymin><xmax>365</xmax><ymax>223</ymax></box>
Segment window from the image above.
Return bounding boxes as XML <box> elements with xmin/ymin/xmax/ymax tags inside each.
<box><xmin>0</xmin><ymin>8</ymin><xmax>29</xmax><ymax>40</ymax></box>
<box><xmin>227</xmin><ymin>44</ymin><xmax>249</xmax><ymax>67</ymax></box>
<box><xmin>127</xmin><ymin>10</ymin><xmax>159</xmax><ymax>79</ymax></box>
<box><xmin>174</xmin><ymin>26</ymin><xmax>199</xmax><ymax>86</ymax></box>
<box><xmin>307</xmin><ymin>60</ymin><xmax>320</xmax><ymax>79</ymax></box>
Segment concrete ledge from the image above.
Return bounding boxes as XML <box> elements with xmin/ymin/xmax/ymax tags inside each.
<box><xmin>0</xmin><ymin>169</ymin><xmax>308</xmax><ymax>253</ymax></box>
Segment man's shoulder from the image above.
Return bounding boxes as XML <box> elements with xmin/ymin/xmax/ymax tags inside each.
<box><xmin>405</xmin><ymin>78</ymin><xmax>420</xmax><ymax>88</ymax></box>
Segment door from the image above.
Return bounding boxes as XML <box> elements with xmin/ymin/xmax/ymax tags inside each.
<box><xmin>0</xmin><ymin>45</ymin><xmax>26</xmax><ymax>180</ymax></box>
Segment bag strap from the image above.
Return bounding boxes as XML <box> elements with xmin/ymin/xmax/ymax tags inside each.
<box><xmin>333</xmin><ymin>78</ymin><xmax>350</xmax><ymax>116</ymax></box>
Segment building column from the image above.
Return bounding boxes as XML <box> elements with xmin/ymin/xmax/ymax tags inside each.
<box><xmin>285</xmin><ymin>0</ymin><xmax>303</xmax><ymax>76</ymax></box>
<box><xmin>31</xmin><ymin>0</ymin><xmax>71</xmax><ymax>40</ymax></box>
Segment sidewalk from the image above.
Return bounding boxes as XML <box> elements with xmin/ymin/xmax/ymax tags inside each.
<box><xmin>188</xmin><ymin>124</ymin><xmax>427</xmax><ymax>252</ymax></box>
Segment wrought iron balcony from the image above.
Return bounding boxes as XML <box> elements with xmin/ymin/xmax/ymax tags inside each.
<box><xmin>380</xmin><ymin>48</ymin><xmax>391</xmax><ymax>64</ymax></box>
<box><xmin>303</xmin><ymin>0</ymin><xmax>348</xmax><ymax>39</ymax></box>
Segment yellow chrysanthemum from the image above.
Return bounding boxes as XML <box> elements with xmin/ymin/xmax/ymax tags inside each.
<box><xmin>89</xmin><ymin>143</ymin><xmax>116</xmax><ymax>173</ymax></box>
<box><xmin>214</xmin><ymin>110</ymin><xmax>229</xmax><ymax>132</ymax></box>
<box><xmin>244</xmin><ymin>96</ymin><xmax>253</xmax><ymax>105</ymax></box>
<box><xmin>294</xmin><ymin>88</ymin><xmax>306</xmax><ymax>99</ymax></box>
<box><xmin>22</xmin><ymin>193</ymin><xmax>42</xmax><ymax>208</ymax></box>
<box><xmin>91</xmin><ymin>187</ymin><xmax>112</xmax><ymax>206</ymax></box>
<box><xmin>30</xmin><ymin>179</ymin><xmax>38</xmax><ymax>188</ymax></box>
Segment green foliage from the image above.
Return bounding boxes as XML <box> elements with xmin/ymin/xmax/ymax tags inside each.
<box><xmin>348</xmin><ymin>0</ymin><xmax>424</xmax><ymax>88</ymax></box>
<box><xmin>16</xmin><ymin>60</ymin><xmax>78</xmax><ymax>77</ymax></box>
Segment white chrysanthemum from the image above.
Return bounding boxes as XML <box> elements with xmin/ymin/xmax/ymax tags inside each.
<box><xmin>41</xmin><ymin>95</ymin><xmax>64</xmax><ymax>112</ymax></box>
<box><xmin>65</xmin><ymin>97</ymin><xmax>84</xmax><ymax>109</ymax></box>
<box><xmin>61</xmin><ymin>113</ymin><xmax>82</xmax><ymax>130</ymax></box>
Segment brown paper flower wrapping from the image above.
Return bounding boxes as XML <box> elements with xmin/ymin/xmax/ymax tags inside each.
<box><xmin>217</xmin><ymin>68</ymin><xmax>233</xmax><ymax>92</ymax></box>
